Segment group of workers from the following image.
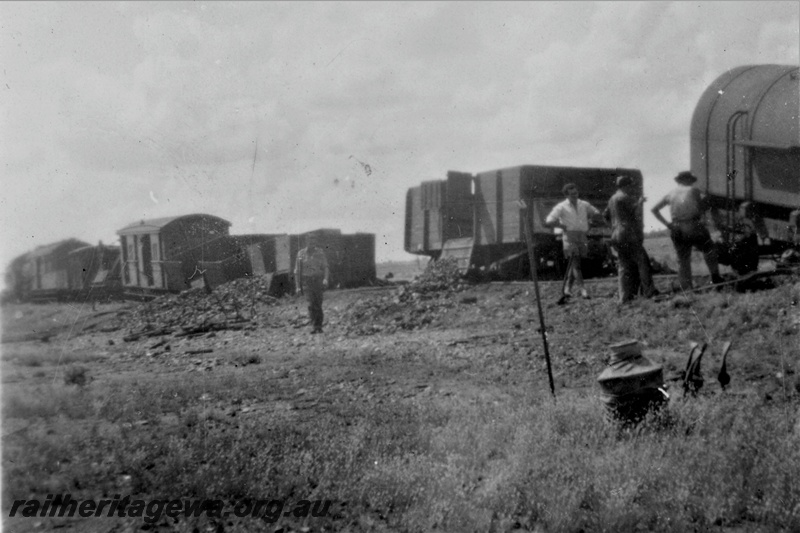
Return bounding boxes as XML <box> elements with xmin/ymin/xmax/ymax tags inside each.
<box><xmin>293</xmin><ymin>170</ymin><xmax>724</xmax><ymax>334</ymax></box>
<box><xmin>545</xmin><ymin>170</ymin><xmax>723</xmax><ymax>304</ymax></box>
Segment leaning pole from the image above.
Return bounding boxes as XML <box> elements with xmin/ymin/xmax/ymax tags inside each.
<box><xmin>520</xmin><ymin>200</ymin><xmax>556</xmax><ymax>399</ymax></box>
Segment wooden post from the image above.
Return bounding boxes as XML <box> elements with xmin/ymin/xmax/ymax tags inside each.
<box><xmin>519</xmin><ymin>200</ymin><xmax>556</xmax><ymax>398</ymax></box>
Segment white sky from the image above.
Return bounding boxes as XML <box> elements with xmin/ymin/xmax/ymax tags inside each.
<box><xmin>1</xmin><ymin>1</ymin><xmax>798</xmax><ymax>269</ymax></box>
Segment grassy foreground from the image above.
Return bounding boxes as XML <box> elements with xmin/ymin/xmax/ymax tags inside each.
<box><xmin>5</xmin><ymin>377</ymin><xmax>799</xmax><ymax>532</ymax></box>
<box><xmin>3</xmin><ymin>278</ymin><xmax>800</xmax><ymax>532</ymax></box>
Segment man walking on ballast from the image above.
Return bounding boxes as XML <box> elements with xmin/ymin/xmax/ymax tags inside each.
<box><xmin>294</xmin><ymin>234</ymin><xmax>330</xmax><ymax>334</ymax></box>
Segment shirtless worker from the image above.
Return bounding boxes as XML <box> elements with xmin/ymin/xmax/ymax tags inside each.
<box><xmin>651</xmin><ymin>171</ymin><xmax>723</xmax><ymax>290</ymax></box>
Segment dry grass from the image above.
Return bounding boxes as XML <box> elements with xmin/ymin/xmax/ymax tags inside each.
<box><xmin>4</xmin><ymin>380</ymin><xmax>800</xmax><ymax>531</ymax></box>
<box><xmin>3</xmin><ymin>278</ymin><xmax>799</xmax><ymax>532</ymax></box>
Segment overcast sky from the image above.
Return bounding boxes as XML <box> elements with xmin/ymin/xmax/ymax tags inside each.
<box><xmin>2</xmin><ymin>1</ymin><xmax>798</xmax><ymax>270</ymax></box>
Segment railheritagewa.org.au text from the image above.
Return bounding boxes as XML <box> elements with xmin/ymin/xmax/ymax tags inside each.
<box><xmin>9</xmin><ymin>494</ymin><xmax>332</xmax><ymax>524</ymax></box>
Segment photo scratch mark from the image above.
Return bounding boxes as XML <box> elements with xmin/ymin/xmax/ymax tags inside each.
<box><xmin>349</xmin><ymin>155</ymin><xmax>373</xmax><ymax>177</ymax></box>
<box><xmin>325</xmin><ymin>38</ymin><xmax>371</xmax><ymax>67</ymax></box>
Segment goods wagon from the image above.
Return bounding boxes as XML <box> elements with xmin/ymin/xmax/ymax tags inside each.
<box><xmin>405</xmin><ymin>165</ymin><xmax>643</xmax><ymax>279</ymax></box>
<box><xmin>115</xmin><ymin>215</ymin><xmax>378</xmax><ymax>299</ymax></box>
<box><xmin>5</xmin><ymin>239</ymin><xmax>90</xmax><ymax>301</ymax></box>
<box><xmin>234</xmin><ymin>229</ymin><xmax>376</xmax><ymax>296</ymax></box>
<box><xmin>4</xmin><ymin>253</ymin><xmax>32</xmax><ymax>302</ymax></box>
<box><xmin>290</xmin><ymin>230</ymin><xmax>377</xmax><ymax>291</ymax></box>
<box><xmin>4</xmin><ymin>241</ymin><xmax>123</xmax><ymax>302</ymax></box>
<box><xmin>242</xmin><ymin>234</ymin><xmax>292</xmax><ymax>278</ymax></box>
<box><xmin>66</xmin><ymin>242</ymin><xmax>123</xmax><ymax>300</ymax></box>
<box><xmin>194</xmin><ymin>234</ymin><xmax>275</xmax><ymax>291</ymax></box>
<box><xmin>690</xmin><ymin>64</ymin><xmax>800</xmax><ymax>272</ymax></box>
<box><xmin>340</xmin><ymin>232</ymin><xmax>377</xmax><ymax>287</ymax></box>
<box><xmin>244</xmin><ymin>233</ymin><xmax>295</xmax><ymax>296</ymax></box>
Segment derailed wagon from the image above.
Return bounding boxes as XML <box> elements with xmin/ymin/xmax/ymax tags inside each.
<box><xmin>4</xmin><ymin>240</ymin><xmax>123</xmax><ymax>302</ymax></box>
<box><xmin>117</xmin><ymin>214</ymin><xmax>236</xmax><ymax>298</ymax></box>
<box><xmin>66</xmin><ymin>242</ymin><xmax>123</xmax><ymax>300</ymax></box>
<box><xmin>405</xmin><ymin>165</ymin><xmax>643</xmax><ymax>280</ymax></box>
<box><xmin>291</xmin><ymin>229</ymin><xmax>377</xmax><ymax>290</ymax></box>
<box><xmin>115</xmin><ymin>213</ymin><xmax>377</xmax><ymax>300</ymax></box>
<box><xmin>5</xmin><ymin>239</ymin><xmax>89</xmax><ymax>302</ymax></box>
<box><xmin>691</xmin><ymin>64</ymin><xmax>800</xmax><ymax>273</ymax></box>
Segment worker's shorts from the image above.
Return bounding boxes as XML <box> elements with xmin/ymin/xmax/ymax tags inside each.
<box><xmin>562</xmin><ymin>231</ymin><xmax>588</xmax><ymax>258</ymax></box>
<box><xmin>671</xmin><ymin>220</ymin><xmax>714</xmax><ymax>254</ymax></box>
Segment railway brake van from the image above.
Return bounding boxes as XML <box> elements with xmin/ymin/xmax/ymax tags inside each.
<box><xmin>117</xmin><ymin>214</ymin><xmax>234</xmax><ymax>298</ymax></box>
<box><xmin>405</xmin><ymin>165</ymin><xmax>643</xmax><ymax>280</ymax></box>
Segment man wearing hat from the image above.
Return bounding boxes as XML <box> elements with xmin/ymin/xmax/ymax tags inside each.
<box><xmin>651</xmin><ymin>171</ymin><xmax>722</xmax><ymax>290</ymax></box>
<box><xmin>545</xmin><ymin>183</ymin><xmax>602</xmax><ymax>299</ymax></box>
<box><xmin>604</xmin><ymin>175</ymin><xmax>657</xmax><ymax>303</ymax></box>
<box><xmin>294</xmin><ymin>234</ymin><xmax>330</xmax><ymax>333</ymax></box>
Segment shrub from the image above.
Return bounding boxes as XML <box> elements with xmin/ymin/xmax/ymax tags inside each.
<box><xmin>63</xmin><ymin>365</ymin><xmax>90</xmax><ymax>387</ymax></box>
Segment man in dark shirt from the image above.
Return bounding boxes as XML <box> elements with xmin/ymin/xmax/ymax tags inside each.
<box><xmin>604</xmin><ymin>175</ymin><xmax>657</xmax><ymax>303</ymax></box>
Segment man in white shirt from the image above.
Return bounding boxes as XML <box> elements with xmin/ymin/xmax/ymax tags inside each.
<box><xmin>545</xmin><ymin>183</ymin><xmax>601</xmax><ymax>299</ymax></box>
